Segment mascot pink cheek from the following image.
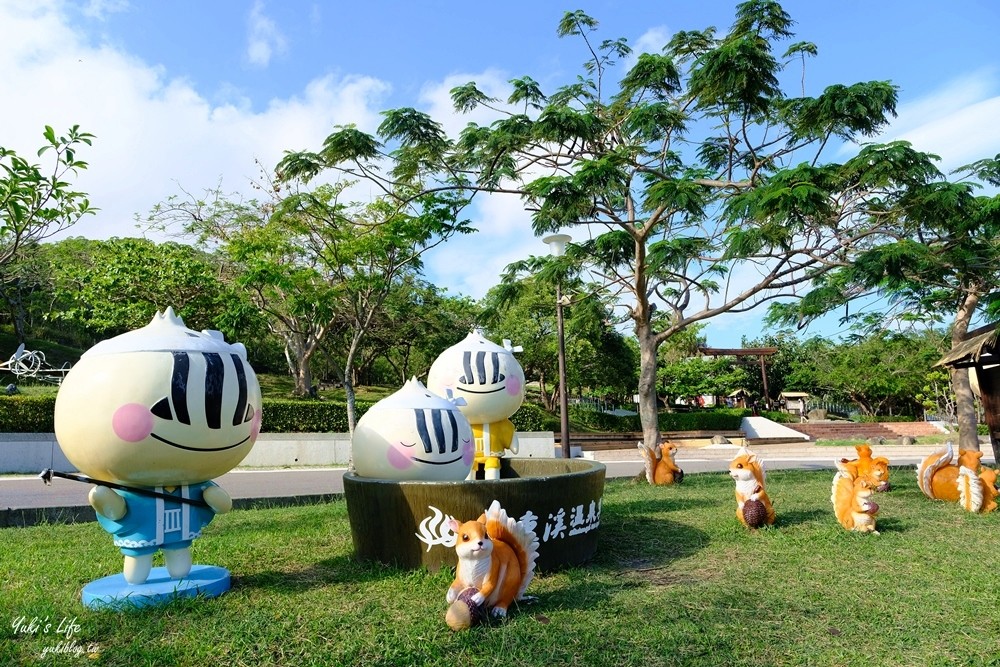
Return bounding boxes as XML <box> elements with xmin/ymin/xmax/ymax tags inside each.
<box><xmin>112</xmin><ymin>403</ymin><xmax>154</xmax><ymax>443</ymax></box>
<box><xmin>387</xmin><ymin>444</ymin><xmax>414</xmax><ymax>470</ymax></box>
<box><xmin>506</xmin><ymin>376</ymin><xmax>522</xmax><ymax>396</ymax></box>
<box><xmin>462</xmin><ymin>439</ymin><xmax>475</xmax><ymax>466</ymax></box>
<box><xmin>251</xmin><ymin>409</ymin><xmax>263</xmax><ymax>440</ymax></box>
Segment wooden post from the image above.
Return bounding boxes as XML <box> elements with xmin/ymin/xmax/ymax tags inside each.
<box><xmin>759</xmin><ymin>355</ymin><xmax>771</xmax><ymax>409</ymax></box>
<box><xmin>974</xmin><ymin>363</ymin><xmax>1000</xmax><ymax>462</ymax></box>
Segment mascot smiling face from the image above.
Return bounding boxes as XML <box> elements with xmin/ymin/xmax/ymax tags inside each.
<box><xmin>54</xmin><ymin>308</ymin><xmax>262</xmax><ymax>487</ymax></box>
<box><xmin>427</xmin><ymin>331</ymin><xmax>525</xmax><ymax>426</ymax></box>
<box><xmin>352</xmin><ymin>377</ymin><xmax>474</xmax><ymax>481</ymax></box>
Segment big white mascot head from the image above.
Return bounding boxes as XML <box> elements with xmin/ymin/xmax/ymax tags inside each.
<box><xmin>426</xmin><ymin>330</ymin><xmax>525</xmax><ymax>425</ymax></box>
<box><xmin>54</xmin><ymin>308</ymin><xmax>262</xmax><ymax>487</ymax></box>
<box><xmin>352</xmin><ymin>377</ymin><xmax>474</xmax><ymax>480</ymax></box>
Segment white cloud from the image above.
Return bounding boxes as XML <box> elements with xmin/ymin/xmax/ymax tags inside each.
<box><xmin>246</xmin><ymin>0</ymin><xmax>287</xmax><ymax>67</ymax></box>
<box><xmin>0</xmin><ymin>2</ymin><xmax>390</xmax><ymax>241</ymax></box>
<box><xmin>82</xmin><ymin>0</ymin><xmax>128</xmax><ymax>20</ymax></box>
<box><xmin>630</xmin><ymin>26</ymin><xmax>671</xmax><ymax>62</ymax></box>
<box><xmin>845</xmin><ymin>69</ymin><xmax>1000</xmax><ymax>172</ymax></box>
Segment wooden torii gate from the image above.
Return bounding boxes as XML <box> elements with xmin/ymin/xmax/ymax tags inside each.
<box><xmin>697</xmin><ymin>346</ymin><xmax>778</xmax><ymax>409</ymax></box>
<box><xmin>936</xmin><ymin>322</ymin><xmax>1000</xmax><ymax>462</ymax></box>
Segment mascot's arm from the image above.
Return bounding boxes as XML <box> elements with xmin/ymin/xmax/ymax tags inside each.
<box><xmin>89</xmin><ymin>485</ymin><xmax>126</xmax><ymax>521</ymax></box>
<box><xmin>203</xmin><ymin>485</ymin><xmax>233</xmax><ymax>514</ymax></box>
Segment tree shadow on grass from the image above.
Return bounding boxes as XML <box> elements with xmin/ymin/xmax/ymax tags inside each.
<box><xmin>774</xmin><ymin>508</ymin><xmax>827</xmax><ymax>528</ymax></box>
<box><xmin>587</xmin><ymin>515</ymin><xmax>710</xmax><ymax>571</ymax></box>
<box><xmin>231</xmin><ymin>553</ymin><xmax>408</xmax><ymax>594</ymax></box>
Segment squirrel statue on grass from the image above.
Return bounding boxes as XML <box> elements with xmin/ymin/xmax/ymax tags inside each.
<box><xmin>728</xmin><ymin>447</ymin><xmax>775</xmax><ymax>529</ymax></box>
<box><xmin>638</xmin><ymin>441</ymin><xmax>684</xmax><ymax>485</ymax></box>
<box><xmin>917</xmin><ymin>442</ymin><xmax>984</xmax><ymax>503</ymax></box>
<box><xmin>445</xmin><ymin>500</ymin><xmax>539</xmax><ymax>630</ymax></box>
<box><xmin>831</xmin><ymin>458</ymin><xmax>880</xmax><ymax>534</ymax></box>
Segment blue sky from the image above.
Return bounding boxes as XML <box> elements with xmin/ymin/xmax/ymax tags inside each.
<box><xmin>3</xmin><ymin>1</ymin><xmax>1000</xmax><ymax>348</ymax></box>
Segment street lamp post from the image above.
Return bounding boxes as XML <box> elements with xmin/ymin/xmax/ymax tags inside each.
<box><xmin>543</xmin><ymin>234</ymin><xmax>572</xmax><ymax>459</ymax></box>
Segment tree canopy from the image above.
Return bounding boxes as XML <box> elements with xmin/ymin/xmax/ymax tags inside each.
<box><xmin>277</xmin><ymin>0</ymin><xmax>936</xmax><ymax>450</ymax></box>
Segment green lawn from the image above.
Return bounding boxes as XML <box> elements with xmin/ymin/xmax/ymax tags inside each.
<box><xmin>3</xmin><ymin>467</ymin><xmax>998</xmax><ymax>666</ymax></box>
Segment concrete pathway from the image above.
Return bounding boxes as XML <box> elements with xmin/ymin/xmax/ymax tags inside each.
<box><xmin>2</xmin><ymin>440</ymin><xmax>993</xmax><ymax>527</ymax></box>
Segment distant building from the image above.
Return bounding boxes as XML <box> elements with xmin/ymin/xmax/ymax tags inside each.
<box><xmin>779</xmin><ymin>391</ymin><xmax>810</xmax><ymax>417</ymax></box>
<box><xmin>727</xmin><ymin>388</ymin><xmax>752</xmax><ymax>409</ymax></box>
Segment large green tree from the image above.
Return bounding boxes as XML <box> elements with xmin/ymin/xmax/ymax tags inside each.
<box><xmin>1</xmin><ymin>126</ymin><xmax>95</xmax><ymax>341</ymax></box>
<box><xmin>768</xmin><ymin>158</ymin><xmax>1000</xmax><ymax>448</ymax></box>
<box><xmin>277</xmin><ymin>2</ymin><xmax>928</xmax><ymax>451</ymax></box>
<box><xmin>780</xmin><ymin>330</ymin><xmax>945</xmax><ymax>417</ymax></box>
<box><xmin>42</xmin><ymin>237</ymin><xmax>241</xmax><ymax>339</ymax></box>
<box><xmin>481</xmin><ymin>272</ymin><xmax>637</xmax><ymax>411</ymax></box>
<box><xmin>146</xmin><ymin>175</ymin><xmax>471</xmax><ymax>431</ymax></box>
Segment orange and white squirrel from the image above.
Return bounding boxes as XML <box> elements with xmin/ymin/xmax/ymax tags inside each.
<box><xmin>957</xmin><ymin>466</ymin><xmax>999</xmax><ymax>514</ymax></box>
<box><xmin>917</xmin><ymin>442</ymin><xmax>984</xmax><ymax>502</ymax></box>
<box><xmin>446</xmin><ymin>500</ymin><xmax>539</xmax><ymax>622</ymax></box>
<box><xmin>638</xmin><ymin>441</ymin><xmax>684</xmax><ymax>485</ymax></box>
<box><xmin>849</xmin><ymin>444</ymin><xmax>891</xmax><ymax>492</ymax></box>
<box><xmin>728</xmin><ymin>447</ymin><xmax>775</xmax><ymax>528</ymax></box>
<box><xmin>831</xmin><ymin>458</ymin><xmax>879</xmax><ymax>534</ymax></box>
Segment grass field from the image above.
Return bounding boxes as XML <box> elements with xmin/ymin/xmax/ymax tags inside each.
<box><xmin>3</xmin><ymin>466</ymin><xmax>999</xmax><ymax>666</ymax></box>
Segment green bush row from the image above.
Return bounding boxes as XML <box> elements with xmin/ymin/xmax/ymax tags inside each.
<box><xmin>659</xmin><ymin>408</ymin><xmax>749</xmax><ymax>431</ymax></box>
<box><xmin>567</xmin><ymin>405</ymin><xmax>750</xmax><ymax>433</ymax></box>
<box><xmin>510</xmin><ymin>403</ymin><xmax>561</xmax><ymax>432</ymax></box>
<box><xmin>0</xmin><ymin>395</ymin><xmax>56</xmax><ymax>432</ymax></box>
<box><xmin>0</xmin><ymin>395</ymin><xmax>562</xmax><ymax>434</ymax></box>
<box><xmin>759</xmin><ymin>409</ymin><xmax>800</xmax><ymax>424</ymax></box>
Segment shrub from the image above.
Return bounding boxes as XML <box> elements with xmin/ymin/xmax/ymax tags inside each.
<box><xmin>0</xmin><ymin>395</ymin><xmax>56</xmax><ymax>432</ymax></box>
<box><xmin>760</xmin><ymin>409</ymin><xmax>799</xmax><ymax>424</ymax></box>
<box><xmin>854</xmin><ymin>415</ymin><xmax>917</xmax><ymax>423</ymax></box>
<box><xmin>511</xmin><ymin>403</ymin><xmax>560</xmax><ymax>431</ymax></box>
<box><xmin>261</xmin><ymin>398</ymin><xmax>375</xmax><ymax>433</ymax></box>
<box><xmin>658</xmin><ymin>408</ymin><xmax>748</xmax><ymax>431</ymax></box>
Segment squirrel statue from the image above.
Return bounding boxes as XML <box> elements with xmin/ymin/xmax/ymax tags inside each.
<box><xmin>445</xmin><ymin>500</ymin><xmax>539</xmax><ymax>629</ymax></box>
<box><xmin>728</xmin><ymin>447</ymin><xmax>775</xmax><ymax>528</ymax></box>
<box><xmin>638</xmin><ymin>441</ymin><xmax>684</xmax><ymax>485</ymax></box>
<box><xmin>831</xmin><ymin>458</ymin><xmax>879</xmax><ymax>534</ymax></box>
<box><xmin>847</xmin><ymin>444</ymin><xmax>891</xmax><ymax>492</ymax></box>
<box><xmin>917</xmin><ymin>442</ymin><xmax>984</xmax><ymax>502</ymax></box>
<box><xmin>957</xmin><ymin>466</ymin><xmax>999</xmax><ymax>514</ymax></box>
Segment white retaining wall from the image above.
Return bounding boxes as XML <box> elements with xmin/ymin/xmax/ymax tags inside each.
<box><xmin>0</xmin><ymin>431</ymin><xmax>558</xmax><ymax>474</ymax></box>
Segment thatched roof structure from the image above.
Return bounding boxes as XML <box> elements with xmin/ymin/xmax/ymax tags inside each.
<box><xmin>936</xmin><ymin>323</ymin><xmax>1000</xmax><ymax>369</ymax></box>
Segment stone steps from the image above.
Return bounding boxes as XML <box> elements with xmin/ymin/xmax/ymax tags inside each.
<box><xmin>784</xmin><ymin>421</ymin><xmax>941</xmax><ymax>441</ymax></box>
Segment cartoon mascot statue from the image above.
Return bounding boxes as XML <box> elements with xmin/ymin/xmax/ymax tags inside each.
<box><xmin>427</xmin><ymin>331</ymin><xmax>525</xmax><ymax>480</ymax></box>
<box><xmin>51</xmin><ymin>308</ymin><xmax>261</xmax><ymax>607</ymax></box>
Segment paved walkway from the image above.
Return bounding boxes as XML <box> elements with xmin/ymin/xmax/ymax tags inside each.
<box><xmin>2</xmin><ymin>440</ymin><xmax>992</xmax><ymax>527</ymax></box>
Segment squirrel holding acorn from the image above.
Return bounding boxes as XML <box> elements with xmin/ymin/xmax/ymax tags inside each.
<box><xmin>728</xmin><ymin>447</ymin><xmax>775</xmax><ymax>528</ymax></box>
<box><xmin>445</xmin><ymin>500</ymin><xmax>538</xmax><ymax>630</ymax></box>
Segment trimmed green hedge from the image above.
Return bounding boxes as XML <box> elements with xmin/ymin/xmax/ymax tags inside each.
<box><xmin>567</xmin><ymin>405</ymin><xmax>750</xmax><ymax>433</ymax></box>
<box><xmin>0</xmin><ymin>395</ymin><xmax>56</xmax><ymax>432</ymax></box>
<box><xmin>261</xmin><ymin>398</ymin><xmax>375</xmax><ymax>433</ymax></box>
<box><xmin>658</xmin><ymin>408</ymin><xmax>749</xmax><ymax>431</ymax></box>
<box><xmin>511</xmin><ymin>403</ymin><xmax>561</xmax><ymax>432</ymax></box>
<box><xmin>855</xmin><ymin>415</ymin><xmax>917</xmax><ymax>423</ymax></box>
<box><xmin>0</xmin><ymin>395</ymin><xmax>561</xmax><ymax>434</ymax></box>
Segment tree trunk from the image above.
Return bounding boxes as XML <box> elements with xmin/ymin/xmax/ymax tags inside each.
<box><xmin>1</xmin><ymin>281</ymin><xmax>27</xmax><ymax>343</ymax></box>
<box><xmin>343</xmin><ymin>331</ymin><xmax>364</xmax><ymax>434</ymax></box>
<box><xmin>281</xmin><ymin>340</ymin><xmax>314</xmax><ymax>397</ymax></box>
<box><xmin>952</xmin><ymin>292</ymin><xmax>980</xmax><ymax>451</ymax></box>
<box><xmin>344</xmin><ymin>375</ymin><xmax>358</xmax><ymax>434</ymax></box>
<box><xmin>636</xmin><ymin>320</ymin><xmax>661</xmax><ymax>451</ymax></box>
<box><xmin>538</xmin><ymin>371</ymin><xmax>550</xmax><ymax>411</ymax></box>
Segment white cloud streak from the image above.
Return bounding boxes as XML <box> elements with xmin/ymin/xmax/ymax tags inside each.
<box><xmin>246</xmin><ymin>0</ymin><xmax>287</xmax><ymax>67</ymax></box>
<box><xmin>0</xmin><ymin>1</ymin><xmax>388</xmax><ymax>241</ymax></box>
